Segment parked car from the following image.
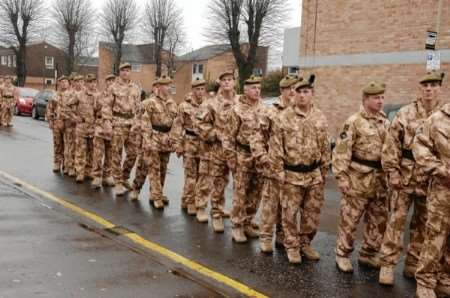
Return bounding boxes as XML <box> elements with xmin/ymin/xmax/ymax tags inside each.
<box><xmin>383</xmin><ymin>103</ymin><xmax>405</xmax><ymax>122</ymax></box>
<box><xmin>15</xmin><ymin>87</ymin><xmax>39</xmax><ymax>116</ymax></box>
<box><xmin>32</xmin><ymin>89</ymin><xmax>55</xmax><ymax>120</ymax></box>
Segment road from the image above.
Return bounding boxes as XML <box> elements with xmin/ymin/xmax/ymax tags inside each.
<box><xmin>0</xmin><ymin>116</ymin><xmax>416</xmax><ymax>297</ymax></box>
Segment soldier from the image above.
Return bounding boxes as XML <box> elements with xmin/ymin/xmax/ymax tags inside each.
<box><xmin>412</xmin><ymin>74</ymin><xmax>450</xmax><ymax>298</ymax></box>
<box><xmin>378</xmin><ymin>71</ymin><xmax>445</xmax><ymax>285</ymax></box>
<box><xmin>141</xmin><ymin>75</ymin><xmax>177</xmax><ymax>209</ymax></box>
<box><xmin>46</xmin><ymin>76</ymin><xmax>69</xmax><ymax>172</ymax></box>
<box><xmin>195</xmin><ymin>70</ymin><xmax>239</xmax><ymax>226</ymax></box>
<box><xmin>255</xmin><ymin>74</ymin><xmax>297</xmax><ymax>252</ymax></box>
<box><xmin>333</xmin><ymin>82</ymin><xmax>390</xmax><ymax>272</ymax></box>
<box><xmin>107</xmin><ymin>63</ymin><xmax>141</xmax><ymax>196</ymax></box>
<box><xmin>69</xmin><ymin>74</ymin><xmax>97</xmax><ymax>183</ymax></box>
<box><xmin>172</xmin><ymin>78</ymin><xmax>207</xmax><ymax>214</ymax></box>
<box><xmin>1</xmin><ymin>76</ymin><xmax>17</xmax><ymax>127</ymax></box>
<box><xmin>91</xmin><ymin>74</ymin><xmax>116</xmax><ymax>189</ymax></box>
<box><xmin>129</xmin><ymin>80</ymin><xmax>160</xmax><ymax>200</ymax></box>
<box><xmin>267</xmin><ymin>75</ymin><xmax>330</xmax><ymax>263</ymax></box>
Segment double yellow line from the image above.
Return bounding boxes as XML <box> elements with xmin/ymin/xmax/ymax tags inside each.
<box><xmin>0</xmin><ymin>170</ymin><xmax>267</xmax><ymax>298</ymax></box>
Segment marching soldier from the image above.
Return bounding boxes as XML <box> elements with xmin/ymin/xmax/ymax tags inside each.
<box><xmin>91</xmin><ymin>74</ymin><xmax>116</xmax><ymax>189</ymax></box>
<box><xmin>378</xmin><ymin>71</ymin><xmax>445</xmax><ymax>285</ymax></box>
<box><xmin>46</xmin><ymin>76</ymin><xmax>69</xmax><ymax>172</ymax></box>
<box><xmin>107</xmin><ymin>63</ymin><xmax>141</xmax><ymax>196</ymax></box>
<box><xmin>172</xmin><ymin>78</ymin><xmax>207</xmax><ymax>213</ymax></box>
<box><xmin>268</xmin><ymin>75</ymin><xmax>330</xmax><ymax>263</ymax></box>
<box><xmin>141</xmin><ymin>75</ymin><xmax>178</xmax><ymax>209</ymax></box>
<box><xmin>1</xmin><ymin>75</ymin><xmax>17</xmax><ymax>127</ymax></box>
<box><xmin>333</xmin><ymin>82</ymin><xmax>390</xmax><ymax>272</ymax></box>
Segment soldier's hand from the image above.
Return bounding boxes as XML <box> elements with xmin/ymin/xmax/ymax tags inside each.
<box><xmin>227</xmin><ymin>159</ymin><xmax>236</xmax><ymax>172</ymax></box>
<box><xmin>389</xmin><ymin>175</ymin><xmax>402</xmax><ymax>190</ymax></box>
<box><xmin>337</xmin><ymin>178</ymin><xmax>350</xmax><ymax>194</ymax></box>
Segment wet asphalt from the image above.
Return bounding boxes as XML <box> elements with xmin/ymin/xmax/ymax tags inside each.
<box><xmin>0</xmin><ymin>116</ymin><xmax>417</xmax><ymax>297</ymax></box>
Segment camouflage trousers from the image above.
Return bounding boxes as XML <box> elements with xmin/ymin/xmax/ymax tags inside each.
<box><xmin>51</xmin><ymin>127</ymin><xmax>65</xmax><ymax>168</ymax></box>
<box><xmin>63</xmin><ymin>125</ymin><xmax>76</xmax><ymax>173</ymax></box>
<box><xmin>231</xmin><ymin>168</ymin><xmax>263</xmax><ymax>228</ymax></box>
<box><xmin>0</xmin><ymin>101</ymin><xmax>13</xmax><ymax>126</ymax></box>
<box><xmin>74</xmin><ymin>135</ymin><xmax>94</xmax><ymax>178</ymax></box>
<box><xmin>281</xmin><ymin>182</ymin><xmax>324</xmax><ymax>250</ymax></box>
<box><xmin>147</xmin><ymin>151</ymin><xmax>170</xmax><ymax>203</ymax></box>
<box><xmin>335</xmin><ymin>192</ymin><xmax>388</xmax><ymax>258</ymax></box>
<box><xmin>132</xmin><ymin>148</ymin><xmax>151</xmax><ymax>193</ymax></box>
<box><xmin>123</xmin><ymin>131</ymin><xmax>141</xmax><ymax>183</ymax></box>
<box><xmin>92</xmin><ymin>136</ymin><xmax>113</xmax><ymax>180</ymax></box>
<box><xmin>195</xmin><ymin>160</ymin><xmax>228</xmax><ymax>218</ymax></box>
<box><xmin>379</xmin><ymin>190</ymin><xmax>427</xmax><ymax>268</ymax></box>
<box><xmin>181</xmin><ymin>156</ymin><xmax>200</xmax><ymax>207</ymax></box>
<box><xmin>111</xmin><ymin>125</ymin><xmax>137</xmax><ymax>186</ymax></box>
<box><xmin>416</xmin><ymin>182</ymin><xmax>450</xmax><ymax>289</ymax></box>
<box><xmin>259</xmin><ymin>178</ymin><xmax>284</xmax><ymax>243</ymax></box>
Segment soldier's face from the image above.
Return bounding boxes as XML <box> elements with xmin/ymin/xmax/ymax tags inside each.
<box><xmin>280</xmin><ymin>86</ymin><xmax>295</xmax><ymax>100</ymax></box>
<box><xmin>364</xmin><ymin>93</ymin><xmax>384</xmax><ymax>113</ymax></box>
<box><xmin>86</xmin><ymin>81</ymin><xmax>96</xmax><ymax>90</ymax></box>
<box><xmin>295</xmin><ymin>87</ymin><xmax>314</xmax><ymax>108</ymax></box>
<box><xmin>5</xmin><ymin>78</ymin><xmax>12</xmax><ymax>85</ymax></box>
<box><xmin>119</xmin><ymin>67</ymin><xmax>131</xmax><ymax>80</ymax></box>
<box><xmin>419</xmin><ymin>81</ymin><xmax>441</xmax><ymax>102</ymax></box>
<box><xmin>158</xmin><ymin>84</ymin><xmax>170</xmax><ymax>97</ymax></box>
<box><xmin>73</xmin><ymin>81</ymin><xmax>83</xmax><ymax>89</ymax></box>
<box><xmin>193</xmin><ymin>86</ymin><xmax>206</xmax><ymax>98</ymax></box>
<box><xmin>106</xmin><ymin>79</ymin><xmax>114</xmax><ymax>88</ymax></box>
<box><xmin>244</xmin><ymin>84</ymin><xmax>261</xmax><ymax>101</ymax></box>
<box><xmin>59</xmin><ymin>79</ymin><xmax>69</xmax><ymax>90</ymax></box>
<box><xmin>220</xmin><ymin>75</ymin><xmax>235</xmax><ymax>92</ymax></box>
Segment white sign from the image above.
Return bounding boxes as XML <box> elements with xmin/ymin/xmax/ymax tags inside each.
<box><xmin>426</xmin><ymin>50</ymin><xmax>440</xmax><ymax>71</ymax></box>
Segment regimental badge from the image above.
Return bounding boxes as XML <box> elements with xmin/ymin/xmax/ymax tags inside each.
<box><xmin>340</xmin><ymin>124</ymin><xmax>350</xmax><ymax>139</ymax></box>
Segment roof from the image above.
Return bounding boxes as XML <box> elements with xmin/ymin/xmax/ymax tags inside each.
<box><xmin>177</xmin><ymin>44</ymin><xmax>231</xmax><ymax>62</ymax></box>
<box><xmin>99</xmin><ymin>42</ymin><xmax>157</xmax><ymax>64</ymax></box>
<box><xmin>78</xmin><ymin>56</ymin><xmax>98</xmax><ymax>66</ymax></box>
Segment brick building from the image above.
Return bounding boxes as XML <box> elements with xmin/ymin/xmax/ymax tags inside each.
<box><xmin>0</xmin><ymin>41</ymin><xmax>98</xmax><ymax>90</ymax></box>
<box><xmin>299</xmin><ymin>0</ymin><xmax>450</xmax><ymax>134</ymax></box>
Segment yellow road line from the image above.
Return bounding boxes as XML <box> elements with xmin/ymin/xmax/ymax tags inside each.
<box><xmin>0</xmin><ymin>170</ymin><xmax>268</xmax><ymax>298</ymax></box>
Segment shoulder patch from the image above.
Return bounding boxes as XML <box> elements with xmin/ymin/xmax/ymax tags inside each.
<box><xmin>340</xmin><ymin>131</ymin><xmax>348</xmax><ymax>139</ymax></box>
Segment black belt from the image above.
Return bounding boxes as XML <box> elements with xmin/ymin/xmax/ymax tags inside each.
<box><xmin>185</xmin><ymin>129</ymin><xmax>197</xmax><ymax>137</ymax></box>
<box><xmin>284</xmin><ymin>160</ymin><xmax>321</xmax><ymax>173</ymax></box>
<box><xmin>152</xmin><ymin>125</ymin><xmax>171</xmax><ymax>133</ymax></box>
<box><xmin>3</xmin><ymin>95</ymin><xmax>13</xmax><ymax>99</ymax></box>
<box><xmin>237</xmin><ymin>141</ymin><xmax>251</xmax><ymax>153</ymax></box>
<box><xmin>113</xmin><ymin>111</ymin><xmax>133</xmax><ymax>119</ymax></box>
<box><xmin>351</xmin><ymin>156</ymin><xmax>382</xmax><ymax>169</ymax></box>
<box><xmin>402</xmin><ymin>149</ymin><xmax>415</xmax><ymax>161</ymax></box>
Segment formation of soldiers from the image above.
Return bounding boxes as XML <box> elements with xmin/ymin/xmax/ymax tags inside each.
<box><xmin>44</xmin><ymin>63</ymin><xmax>448</xmax><ymax>298</ymax></box>
<box><xmin>0</xmin><ymin>75</ymin><xmax>17</xmax><ymax>127</ymax></box>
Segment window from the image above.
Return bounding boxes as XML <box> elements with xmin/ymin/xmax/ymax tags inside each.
<box><xmin>192</xmin><ymin>63</ymin><xmax>204</xmax><ymax>80</ymax></box>
<box><xmin>253</xmin><ymin>68</ymin><xmax>263</xmax><ymax>76</ymax></box>
<box><xmin>131</xmin><ymin>63</ymin><xmax>142</xmax><ymax>72</ymax></box>
<box><xmin>288</xmin><ymin>67</ymin><xmax>299</xmax><ymax>75</ymax></box>
<box><xmin>12</xmin><ymin>55</ymin><xmax>16</xmax><ymax>67</ymax></box>
<box><xmin>1</xmin><ymin>56</ymin><xmax>6</xmax><ymax>65</ymax></box>
<box><xmin>45</xmin><ymin>78</ymin><xmax>55</xmax><ymax>86</ymax></box>
<box><xmin>7</xmin><ymin>55</ymin><xmax>12</xmax><ymax>67</ymax></box>
<box><xmin>45</xmin><ymin>56</ymin><xmax>54</xmax><ymax>69</ymax></box>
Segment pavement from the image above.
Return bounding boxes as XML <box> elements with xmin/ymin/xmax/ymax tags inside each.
<box><xmin>0</xmin><ymin>116</ymin><xmax>417</xmax><ymax>297</ymax></box>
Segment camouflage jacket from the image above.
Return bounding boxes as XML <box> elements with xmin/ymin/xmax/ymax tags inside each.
<box><xmin>412</xmin><ymin>103</ymin><xmax>450</xmax><ymax>187</ymax></box>
<box><xmin>382</xmin><ymin>98</ymin><xmax>442</xmax><ymax>193</ymax></box>
<box><xmin>269</xmin><ymin>105</ymin><xmax>330</xmax><ymax>186</ymax></box>
<box><xmin>172</xmin><ymin>93</ymin><xmax>204</xmax><ymax>158</ymax></box>
<box><xmin>107</xmin><ymin>78</ymin><xmax>140</xmax><ymax>126</ymax></box>
<box><xmin>1</xmin><ymin>84</ymin><xmax>15</xmax><ymax>107</ymax></box>
<box><xmin>46</xmin><ymin>91</ymin><xmax>65</xmax><ymax>131</ymax></box>
<box><xmin>141</xmin><ymin>94</ymin><xmax>178</xmax><ymax>152</ymax></box>
<box><xmin>195</xmin><ymin>91</ymin><xmax>239</xmax><ymax>163</ymax></box>
<box><xmin>332</xmin><ymin>106</ymin><xmax>390</xmax><ymax>181</ymax></box>
<box><xmin>93</xmin><ymin>90</ymin><xmax>114</xmax><ymax>140</ymax></box>
<box><xmin>69</xmin><ymin>90</ymin><xmax>98</xmax><ymax>138</ymax></box>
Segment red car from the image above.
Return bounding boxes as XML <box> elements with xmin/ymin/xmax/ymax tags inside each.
<box><xmin>15</xmin><ymin>87</ymin><xmax>39</xmax><ymax>116</ymax></box>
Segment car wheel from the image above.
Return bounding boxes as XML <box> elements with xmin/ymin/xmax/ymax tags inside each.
<box><xmin>32</xmin><ymin>106</ymin><xmax>39</xmax><ymax>119</ymax></box>
<box><xmin>14</xmin><ymin>105</ymin><xmax>20</xmax><ymax>116</ymax></box>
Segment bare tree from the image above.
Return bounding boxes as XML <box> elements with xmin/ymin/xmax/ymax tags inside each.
<box><xmin>205</xmin><ymin>0</ymin><xmax>285</xmax><ymax>90</ymax></box>
<box><xmin>52</xmin><ymin>0</ymin><xmax>96</xmax><ymax>75</ymax></box>
<box><xmin>0</xmin><ymin>0</ymin><xmax>45</xmax><ymax>86</ymax></box>
<box><xmin>143</xmin><ymin>0</ymin><xmax>182</xmax><ymax>77</ymax></box>
<box><xmin>99</xmin><ymin>0</ymin><xmax>139</xmax><ymax>75</ymax></box>
<box><xmin>165</xmin><ymin>14</ymin><xmax>185</xmax><ymax>77</ymax></box>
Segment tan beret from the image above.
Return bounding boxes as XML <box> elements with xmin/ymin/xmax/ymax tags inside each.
<box><xmin>419</xmin><ymin>71</ymin><xmax>445</xmax><ymax>84</ymax></box>
<box><xmin>105</xmin><ymin>74</ymin><xmax>115</xmax><ymax>81</ymax></box>
<box><xmin>191</xmin><ymin>78</ymin><xmax>206</xmax><ymax>88</ymax></box>
<box><xmin>244</xmin><ymin>75</ymin><xmax>262</xmax><ymax>85</ymax></box>
<box><xmin>119</xmin><ymin>63</ymin><xmax>131</xmax><ymax>70</ymax></box>
<box><xmin>73</xmin><ymin>75</ymin><xmax>84</xmax><ymax>81</ymax></box>
<box><xmin>57</xmin><ymin>75</ymin><xmax>69</xmax><ymax>82</ymax></box>
<box><xmin>156</xmin><ymin>75</ymin><xmax>173</xmax><ymax>85</ymax></box>
<box><xmin>362</xmin><ymin>81</ymin><xmax>386</xmax><ymax>95</ymax></box>
<box><xmin>85</xmin><ymin>74</ymin><xmax>97</xmax><ymax>82</ymax></box>
<box><xmin>218</xmin><ymin>70</ymin><xmax>235</xmax><ymax>80</ymax></box>
<box><xmin>294</xmin><ymin>74</ymin><xmax>316</xmax><ymax>91</ymax></box>
<box><xmin>279</xmin><ymin>74</ymin><xmax>299</xmax><ymax>88</ymax></box>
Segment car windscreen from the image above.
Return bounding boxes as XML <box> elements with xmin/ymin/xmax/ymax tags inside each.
<box><xmin>19</xmin><ymin>88</ymin><xmax>39</xmax><ymax>98</ymax></box>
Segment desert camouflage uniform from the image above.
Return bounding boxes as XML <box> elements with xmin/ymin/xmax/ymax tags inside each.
<box><xmin>60</xmin><ymin>89</ymin><xmax>76</xmax><ymax>175</ymax></box>
<box><xmin>69</xmin><ymin>89</ymin><xmax>97</xmax><ymax>179</ymax></box>
<box><xmin>1</xmin><ymin>84</ymin><xmax>15</xmax><ymax>127</ymax></box>
<box><xmin>333</xmin><ymin>107</ymin><xmax>390</xmax><ymax>259</ymax></box>
<box><xmin>107</xmin><ymin>79</ymin><xmax>140</xmax><ymax>187</ymax></box>
<box><xmin>223</xmin><ymin>95</ymin><xmax>264</xmax><ymax>229</ymax></box>
<box><xmin>46</xmin><ymin>91</ymin><xmax>65</xmax><ymax>170</ymax></box>
<box><xmin>412</xmin><ymin>103</ymin><xmax>450</xmax><ymax>290</ymax></box>
<box><xmin>269</xmin><ymin>105</ymin><xmax>330</xmax><ymax>251</ymax></box>
<box><xmin>172</xmin><ymin>93</ymin><xmax>204</xmax><ymax>208</ymax></box>
<box><xmin>195</xmin><ymin>92</ymin><xmax>239</xmax><ymax>217</ymax></box>
<box><xmin>379</xmin><ymin>98</ymin><xmax>442</xmax><ymax>269</ymax></box>
<box><xmin>92</xmin><ymin>89</ymin><xmax>114</xmax><ymax>182</ymax></box>
<box><xmin>141</xmin><ymin>93</ymin><xmax>177</xmax><ymax>205</ymax></box>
